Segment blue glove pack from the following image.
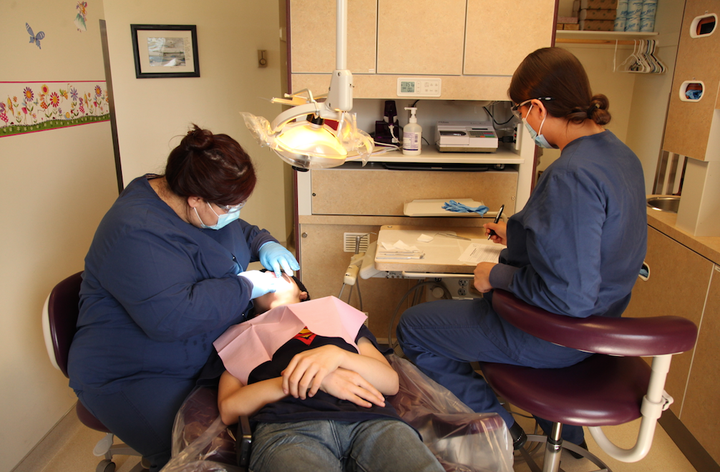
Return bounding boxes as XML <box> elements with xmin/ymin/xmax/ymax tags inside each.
<box><xmin>238</xmin><ymin>270</ymin><xmax>278</xmax><ymax>299</ymax></box>
<box><xmin>259</xmin><ymin>242</ymin><xmax>300</xmax><ymax>278</ymax></box>
<box><xmin>442</xmin><ymin>200</ymin><xmax>489</xmax><ymax>216</ymax></box>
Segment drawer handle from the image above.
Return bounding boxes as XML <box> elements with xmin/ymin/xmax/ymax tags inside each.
<box><xmin>639</xmin><ymin>262</ymin><xmax>650</xmax><ymax>281</ymax></box>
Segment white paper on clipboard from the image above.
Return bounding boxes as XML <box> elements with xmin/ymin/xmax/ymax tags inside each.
<box><xmin>458</xmin><ymin>242</ymin><xmax>503</xmax><ymax>264</ymax></box>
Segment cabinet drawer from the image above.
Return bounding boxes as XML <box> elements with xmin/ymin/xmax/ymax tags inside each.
<box><xmin>310</xmin><ymin>168</ymin><xmax>517</xmax><ymax>216</ymax></box>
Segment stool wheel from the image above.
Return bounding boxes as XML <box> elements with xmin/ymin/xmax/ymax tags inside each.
<box><xmin>96</xmin><ymin>459</ymin><xmax>116</xmax><ymax>472</ymax></box>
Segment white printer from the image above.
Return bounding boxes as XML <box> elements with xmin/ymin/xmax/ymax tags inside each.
<box><xmin>435</xmin><ymin>121</ymin><xmax>498</xmax><ymax>153</ymax></box>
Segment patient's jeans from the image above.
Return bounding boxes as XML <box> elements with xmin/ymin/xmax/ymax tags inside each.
<box><xmin>250</xmin><ymin>418</ymin><xmax>444</xmax><ymax>472</ymax></box>
<box><xmin>396</xmin><ymin>298</ymin><xmax>588</xmax><ymax>445</ymax></box>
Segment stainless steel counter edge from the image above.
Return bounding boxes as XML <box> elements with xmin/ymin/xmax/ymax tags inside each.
<box><xmin>646</xmin><ymin>209</ymin><xmax>720</xmax><ymax>266</ymax></box>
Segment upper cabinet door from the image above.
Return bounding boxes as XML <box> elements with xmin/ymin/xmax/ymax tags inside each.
<box><xmin>290</xmin><ymin>0</ymin><xmax>377</xmax><ymax>74</ymax></box>
<box><xmin>464</xmin><ymin>0</ymin><xmax>556</xmax><ymax>76</ymax></box>
<box><xmin>376</xmin><ymin>0</ymin><xmax>467</xmax><ymax>75</ymax></box>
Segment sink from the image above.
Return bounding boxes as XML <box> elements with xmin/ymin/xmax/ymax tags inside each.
<box><xmin>647</xmin><ymin>196</ymin><xmax>680</xmax><ymax>213</ymax></box>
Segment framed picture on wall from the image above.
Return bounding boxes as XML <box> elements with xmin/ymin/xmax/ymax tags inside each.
<box><xmin>131</xmin><ymin>24</ymin><xmax>200</xmax><ymax>78</ymax></box>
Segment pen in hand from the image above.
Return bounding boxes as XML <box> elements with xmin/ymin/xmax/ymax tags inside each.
<box><xmin>487</xmin><ymin>204</ymin><xmax>505</xmax><ymax>240</ymax></box>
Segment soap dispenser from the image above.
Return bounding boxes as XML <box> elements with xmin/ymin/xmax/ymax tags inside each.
<box><xmin>402</xmin><ymin>107</ymin><xmax>422</xmax><ymax>156</ymax></box>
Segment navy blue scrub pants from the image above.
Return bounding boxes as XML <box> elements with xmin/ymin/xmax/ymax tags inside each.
<box><xmin>396</xmin><ymin>297</ymin><xmax>589</xmax><ymax>445</ymax></box>
<box><xmin>76</xmin><ymin>376</ymin><xmax>196</xmax><ymax>471</ymax></box>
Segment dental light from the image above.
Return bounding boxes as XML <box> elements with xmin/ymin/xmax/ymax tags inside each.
<box><xmin>241</xmin><ymin>0</ymin><xmax>377</xmax><ymax>170</ymax></box>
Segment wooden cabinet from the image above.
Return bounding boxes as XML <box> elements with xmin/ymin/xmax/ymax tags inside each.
<box><xmin>624</xmin><ymin>224</ymin><xmax>720</xmax><ymax>464</ymax></box>
<box><xmin>663</xmin><ymin>0</ymin><xmax>720</xmax><ymax>161</ymax></box>
<box><xmin>289</xmin><ymin>0</ymin><xmax>377</xmax><ymax>74</ymax></box>
<box><xmin>376</xmin><ymin>0</ymin><xmax>467</xmax><ymax>75</ymax></box>
<box><xmin>464</xmin><ymin>0</ymin><xmax>556</xmax><ymax>76</ymax></box>
<box><xmin>288</xmin><ymin>0</ymin><xmax>556</xmax><ymax>100</ymax></box>
<box><xmin>623</xmin><ymin>227</ymin><xmax>712</xmax><ymax>415</ymax></box>
<box><xmin>680</xmin><ymin>266</ymin><xmax>720</xmax><ymax>462</ymax></box>
<box><xmin>296</xmin><ymin>164</ymin><xmax>519</xmax><ymax>339</ymax></box>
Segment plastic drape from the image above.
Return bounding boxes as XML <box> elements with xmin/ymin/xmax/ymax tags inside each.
<box><xmin>161</xmin><ymin>355</ymin><xmax>512</xmax><ymax>472</ymax></box>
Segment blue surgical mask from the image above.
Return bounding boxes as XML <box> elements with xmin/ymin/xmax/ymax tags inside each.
<box><xmin>523</xmin><ymin>104</ymin><xmax>558</xmax><ymax>149</ymax></box>
<box><xmin>194</xmin><ymin>202</ymin><xmax>241</xmax><ymax>230</ymax></box>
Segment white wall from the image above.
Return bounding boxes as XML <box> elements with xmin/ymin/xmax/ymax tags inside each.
<box><xmin>102</xmin><ymin>0</ymin><xmax>291</xmax><ymax>243</ymax></box>
<box><xmin>0</xmin><ymin>2</ymin><xmax>118</xmax><ymax>469</ymax></box>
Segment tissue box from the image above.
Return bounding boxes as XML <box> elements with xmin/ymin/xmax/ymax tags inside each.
<box><xmin>579</xmin><ymin>9</ymin><xmax>617</xmax><ymax>20</ymax></box>
<box><xmin>580</xmin><ymin>19</ymin><xmax>616</xmax><ymax>30</ymax></box>
<box><xmin>580</xmin><ymin>0</ymin><xmax>618</xmax><ymax>9</ymax></box>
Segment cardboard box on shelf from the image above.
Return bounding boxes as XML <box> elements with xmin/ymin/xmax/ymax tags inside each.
<box><xmin>558</xmin><ymin>16</ymin><xmax>579</xmax><ymax>24</ymax></box>
<box><xmin>562</xmin><ymin>23</ymin><xmax>581</xmax><ymax>30</ymax></box>
<box><xmin>580</xmin><ymin>0</ymin><xmax>618</xmax><ymax>9</ymax></box>
<box><xmin>580</xmin><ymin>19</ymin><xmax>616</xmax><ymax>30</ymax></box>
<box><xmin>579</xmin><ymin>8</ymin><xmax>617</xmax><ymax>20</ymax></box>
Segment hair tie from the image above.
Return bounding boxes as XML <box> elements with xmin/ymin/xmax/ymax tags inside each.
<box><xmin>587</xmin><ymin>103</ymin><xmax>599</xmax><ymax>115</ymax></box>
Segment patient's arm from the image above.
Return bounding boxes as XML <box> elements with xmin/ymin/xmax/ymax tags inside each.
<box><xmin>217</xmin><ymin>365</ymin><xmax>387</xmax><ymax>425</ymax></box>
<box><xmin>282</xmin><ymin>337</ymin><xmax>399</xmax><ymax>401</ymax></box>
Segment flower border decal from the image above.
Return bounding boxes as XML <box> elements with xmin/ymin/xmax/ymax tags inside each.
<box><xmin>0</xmin><ymin>81</ymin><xmax>110</xmax><ymax>137</ymax></box>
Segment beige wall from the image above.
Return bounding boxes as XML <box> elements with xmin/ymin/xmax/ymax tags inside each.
<box><xmin>1</xmin><ymin>1</ymin><xmax>289</xmax><ymax>469</ymax></box>
<box><xmin>102</xmin><ymin>0</ymin><xmax>290</xmax><ymax>244</ymax></box>
<box><xmin>0</xmin><ymin>2</ymin><xmax>118</xmax><ymax>470</ymax></box>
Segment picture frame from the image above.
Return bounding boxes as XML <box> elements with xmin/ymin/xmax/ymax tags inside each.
<box><xmin>131</xmin><ymin>24</ymin><xmax>199</xmax><ymax>78</ymax></box>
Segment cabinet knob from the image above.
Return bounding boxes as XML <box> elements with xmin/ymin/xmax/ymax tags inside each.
<box><xmin>302</xmin><ymin>232</ymin><xmax>308</xmax><ymax>238</ymax></box>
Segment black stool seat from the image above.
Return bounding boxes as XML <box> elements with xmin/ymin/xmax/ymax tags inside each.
<box><xmin>482</xmin><ymin>354</ymin><xmax>650</xmax><ymax>427</ymax></box>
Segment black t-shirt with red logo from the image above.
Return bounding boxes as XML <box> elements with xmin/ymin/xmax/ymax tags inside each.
<box><xmin>250</xmin><ymin>325</ymin><xmax>403</xmax><ymax>426</ymax></box>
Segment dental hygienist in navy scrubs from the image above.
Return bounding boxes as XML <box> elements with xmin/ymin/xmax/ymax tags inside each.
<box><xmin>397</xmin><ymin>48</ymin><xmax>647</xmax><ymax>452</ymax></box>
<box><xmin>68</xmin><ymin>125</ymin><xmax>299</xmax><ymax>471</ymax></box>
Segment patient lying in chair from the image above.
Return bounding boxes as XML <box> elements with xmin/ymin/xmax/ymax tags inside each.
<box><xmin>215</xmin><ymin>274</ymin><xmax>445</xmax><ymax>472</ymax></box>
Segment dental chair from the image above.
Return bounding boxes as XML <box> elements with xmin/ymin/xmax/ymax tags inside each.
<box><xmin>42</xmin><ymin>271</ymin><xmax>147</xmax><ymax>472</ymax></box>
<box><xmin>480</xmin><ymin>289</ymin><xmax>698</xmax><ymax>472</ymax></box>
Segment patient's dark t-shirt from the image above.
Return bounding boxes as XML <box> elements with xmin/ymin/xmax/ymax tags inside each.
<box><xmin>249</xmin><ymin>325</ymin><xmax>403</xmax><ymax>425</ymax></box>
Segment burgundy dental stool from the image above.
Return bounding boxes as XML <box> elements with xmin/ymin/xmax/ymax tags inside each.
<box><xmin>480</xmin><ymin>289</ymin><xmax>698</xmax><ymax>472</ymax></box>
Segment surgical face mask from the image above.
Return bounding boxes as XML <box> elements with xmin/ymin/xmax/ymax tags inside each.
<box><xmin>523</xmin><ymin>104</ymin><xmax>558</xmax><ymax>149</ymax></box>
<box><xmin>194</xmin><ymin>201</ymin><xmax>241</xmax><ymax>230</ymax></box>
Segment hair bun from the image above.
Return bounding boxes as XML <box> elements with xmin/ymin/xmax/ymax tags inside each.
<box><xmin>184</xmin><ymin>124</ymin><xmax>214</xmax><ymax>152</ymax></box>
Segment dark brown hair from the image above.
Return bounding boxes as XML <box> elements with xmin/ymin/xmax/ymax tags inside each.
<box><xmin>164</xmin><ymin>124</ymin><xmax>256</xmax><ymax>205</ymax></box>
<box><xmin>508</xmin><ymin>47</ymin><xmax>611</xmax><ymax>126</ymax></box>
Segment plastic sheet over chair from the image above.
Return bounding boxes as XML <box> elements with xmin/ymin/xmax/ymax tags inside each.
<box><xmin>161</xmin><ymin>355</ymin><xmax>512</xmax><ymax>472</ymax></box>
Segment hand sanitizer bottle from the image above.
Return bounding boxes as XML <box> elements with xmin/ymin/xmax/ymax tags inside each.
<box><xmin>402</xmin><ymin>107</ymin><xmax>422</xmax><ymax>156</ymax></box>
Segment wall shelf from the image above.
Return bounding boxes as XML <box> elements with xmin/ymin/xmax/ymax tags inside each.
<box><xmin>556</xmin><ymin>30</ymin><xmax>659</xmax><ymax>45</ymax></box>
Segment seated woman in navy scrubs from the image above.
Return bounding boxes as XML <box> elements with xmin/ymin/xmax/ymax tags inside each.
<box><xmin>397</xmin><ymin>47</ymin><xmax>647</xmax><ymax>452</ymax></box>
<box><xmin>68</xmin><ymin>125</ymin><xmax>299</xmax><ymax>471</ymax></box>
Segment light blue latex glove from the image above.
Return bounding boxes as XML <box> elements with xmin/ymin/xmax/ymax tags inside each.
<box><xmin>442</xmin><ymin>200</ymin><xmax>489</xmax><ymax>216</ymax></box>
<box><xmin>238</xmin><ymin>270</ymin><xmax>278</xmax><ymax>299</ymax></box>
<box><xmin>259</xmin><ymin>242</ymin><xmax>300</xmax><ymax>278</ymax></box>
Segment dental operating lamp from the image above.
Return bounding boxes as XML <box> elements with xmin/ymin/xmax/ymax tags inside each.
<box><xmin>242</xmin><ymin>0</ymin><xmax>380</xmax><ymax>170</ymax></box>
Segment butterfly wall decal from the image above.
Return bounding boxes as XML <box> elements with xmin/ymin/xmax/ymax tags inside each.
<box><xmin>26</xmin><ymin>23</ymin><xmax>45</xmax><ymax>49</ymax></box>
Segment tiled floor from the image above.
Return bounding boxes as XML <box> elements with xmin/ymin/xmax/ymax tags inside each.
<box><xmin>36</xmin><ymin>407</ymin><xmax>697</xmax><ymax>472</ymax></box>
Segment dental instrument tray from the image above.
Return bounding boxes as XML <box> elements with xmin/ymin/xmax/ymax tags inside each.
<box><xmin>435</xmin><ymin>121</ymin><xmax>498</xmax><ymax>153</ymax></box>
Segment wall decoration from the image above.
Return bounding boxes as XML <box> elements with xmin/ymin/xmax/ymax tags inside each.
<box><xmin>75</xmin><ymin>2</ymin><xmax>88</xmax><ymax>32</ymax></box>
<box><xmin>25</xmin><ymin>23</ymin><xmax>45</xmax><ymax>49</ymax></box>
<box><xmin>131</xmin><ymin>24</ymin><xmax>200</xmax><ymax>78</ymax></box>
<box><xmin>0</xmin><ymin>81</ymin><xmax>110</xmax><ymax>137</ymax></box>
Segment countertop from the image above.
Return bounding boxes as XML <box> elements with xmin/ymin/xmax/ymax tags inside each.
<box><xmin>646</xmin><ymin>209</ymin><xmax>720</xmax><ymax>265</ymax></box>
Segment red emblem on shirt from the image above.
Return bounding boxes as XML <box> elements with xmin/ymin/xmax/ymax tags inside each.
<box><xmin>293</xmin><ymin>327</ymin><xmax>316</xmax><ymax>345</ymax></box>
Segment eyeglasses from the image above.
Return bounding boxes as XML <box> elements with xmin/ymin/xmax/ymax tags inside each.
<box><xmin>216</xmin><ymin>201</ymin><xmax>246</xmax><ymax>214</ymax></box>
<box><xmin>511</xmin><ymin>97</ymin><xmax>553</xmax><ymax>119</ymax></box>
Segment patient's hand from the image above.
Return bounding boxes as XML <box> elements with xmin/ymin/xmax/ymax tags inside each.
<box><xmin>282</xmin><ymin>345</ymin><xmax>346</xmax><ymax>400</ymax></box>
<box><xmin>320</xmin><ymin>368</ymin><xmax>385</xmax><ymax>408</ymax></box>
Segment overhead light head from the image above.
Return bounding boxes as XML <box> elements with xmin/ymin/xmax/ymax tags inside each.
<box><xmin>241</xmin><ymin>0</ymin><xmax>392</xmax><ymax>170</ymax></box>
